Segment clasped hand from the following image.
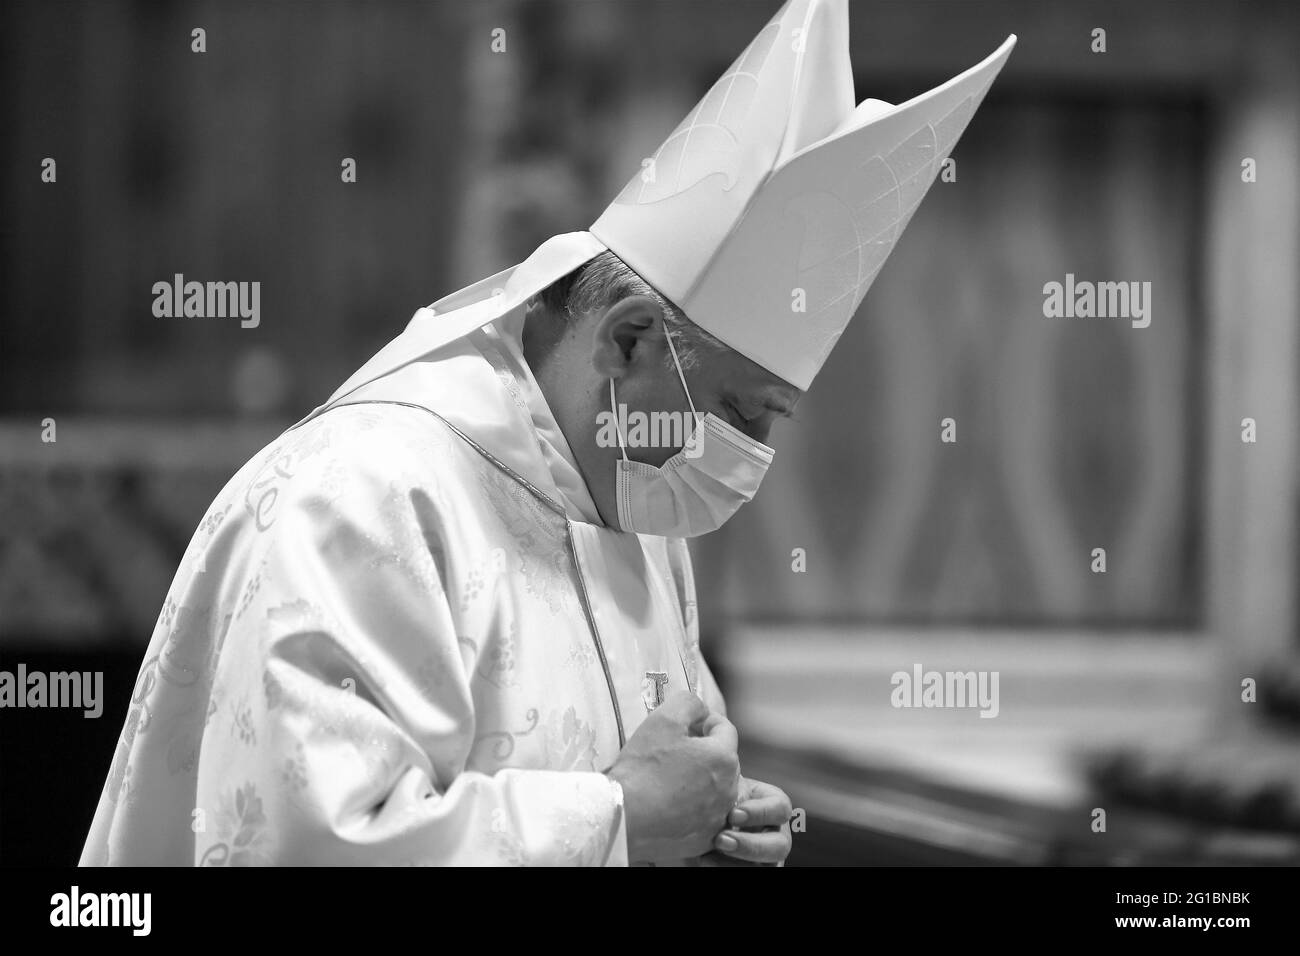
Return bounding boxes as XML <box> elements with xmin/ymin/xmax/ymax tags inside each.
<box><xmin>606</xmin><ymin>691</ymin><xmax>793</xmax><ymax>866</ymax></box>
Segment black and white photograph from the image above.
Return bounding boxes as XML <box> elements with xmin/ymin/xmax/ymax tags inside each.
<box><xmin>1</xmin><ymin>0</ymin><xmax>1296</xmax><ymax>931</ymax></box>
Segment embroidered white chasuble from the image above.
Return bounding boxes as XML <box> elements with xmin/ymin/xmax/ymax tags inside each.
<box><xmin>80</xmin><ymin>308</ymin><xmax>725</xmax><ymax>866</ymax></box>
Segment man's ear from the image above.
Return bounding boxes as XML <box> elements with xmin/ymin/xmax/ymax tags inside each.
<box><xmin>590</xmin><ymin>295</ymin><xmax>665</xmax><ymax>381</ymax></box>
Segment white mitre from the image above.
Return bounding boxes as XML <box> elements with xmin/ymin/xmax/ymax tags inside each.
<box><xmin>591</xmin><ymin>0</ymin><xmax>1016</xmax><ymax>389</ymax></box>
<box><xmin>304</xmin><ymin>0</ymin><xmax>1015</xmax><ymax>418</ymax></box>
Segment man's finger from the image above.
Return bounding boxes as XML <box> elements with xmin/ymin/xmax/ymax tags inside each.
<box><xmin>712</xmin><ymin>825</ymin><xmax>791</xmax><ymax>865</ymax></box>
<box><xmin>701</xmin><ymin>713</ymin><xmax>738</xmax><ymax>752</ymax></box>
<box><xmin>657</xmin><ymin>690</ymin><xmax>708</xmax><ymax>729</ymax></box>
<box><xmin>699</xmin><ymin>710</ymin><xmax>729</xmax><ymax>736</ymax></box>
<box><xmin>728</xmin><ymin>782</ymin><xmax>792</xmax><ymax>828</ymax></box>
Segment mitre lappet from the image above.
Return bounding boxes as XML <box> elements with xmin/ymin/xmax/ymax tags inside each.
<box><xmin>308</xmin><ymin>0</ymin><xmax>1016</xmax><ymax>417</ymax></box>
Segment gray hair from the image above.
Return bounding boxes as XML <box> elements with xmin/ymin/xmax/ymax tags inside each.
<box><xmin>533</xmin><ymin>250</ymin><xmax>726</xmax><ymax>370</ymax></box>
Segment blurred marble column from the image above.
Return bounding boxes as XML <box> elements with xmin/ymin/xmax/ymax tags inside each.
<box><xmin>1207</xmin><ymin>8</ymin><xmax>1300</xmax><ymax>724</ymax></box>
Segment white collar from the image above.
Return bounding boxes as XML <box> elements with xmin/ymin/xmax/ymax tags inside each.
<box><xmin>474</xmin><ymin>311</ymin><xmax>606</xmax><ymax>527</ymax></box>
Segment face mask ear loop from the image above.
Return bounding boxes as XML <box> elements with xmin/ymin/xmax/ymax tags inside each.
<box><xmin>663</xmin><ymin>325</ymin><xmax>701</xmax><ymax>429</ymax></box>
<box><xmin>609</xmin><ymin>378</ymin><xmax>630</xmax><ymax>463</ymax></box>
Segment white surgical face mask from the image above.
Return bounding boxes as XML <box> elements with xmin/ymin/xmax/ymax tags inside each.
<box><xmin>610</xmin><ymin>329</ymin><xmax>774</xmax><ymax>537</ymax></box>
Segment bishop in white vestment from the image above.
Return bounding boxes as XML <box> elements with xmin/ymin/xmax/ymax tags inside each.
<box><xmin>83</xmin><ymin>308</ymin><xmax>715</xmax><ymax>865</ymax></box>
